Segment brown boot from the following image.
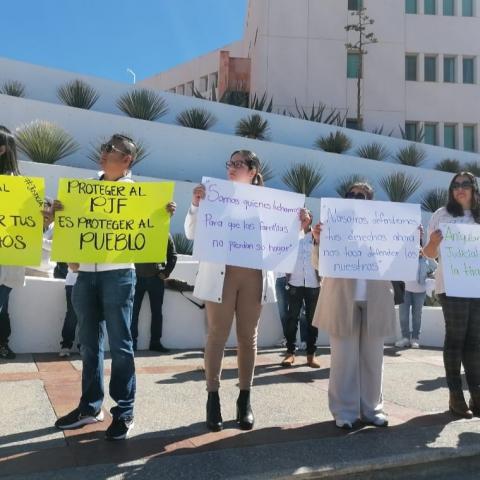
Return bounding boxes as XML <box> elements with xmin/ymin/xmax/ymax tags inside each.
<box><xmin>469</xmin><ymin>391</ymin><xmax>480</xmax><ymax>416</ymax></box>
<box><xmin>307</xmin><ymin>354</ymin><xmax>320</xmax><ymax>368</ymax></box>
<box><xmin>449</xmin><ymin>391</ymin><xmax>473</xmax><ymax>419</ymax></box>
<box><xmin>281</xmin><ymin>353</ymin><xmax>295</xmax><ymax>367</ymax></box>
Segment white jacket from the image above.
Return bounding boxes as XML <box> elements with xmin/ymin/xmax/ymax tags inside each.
<box><xmin>0</xmin><ymin>266</ymin><xmax>25</xmax><ymax>289</ymax></box>
<box><xmin>184</xmin><ymin>204</ymin><xmax>276</xmax><ymax>304</ymax></box>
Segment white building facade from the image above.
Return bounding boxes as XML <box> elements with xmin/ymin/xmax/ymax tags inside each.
<box><xmin>140</xmin><ymin>0</ymin><xmax>480</xmax><ymax>152</ymax></box>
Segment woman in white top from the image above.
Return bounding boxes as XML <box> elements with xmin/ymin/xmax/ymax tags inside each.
<box><xmin>424</xmin><ymin>171</ymin><xmax>480</xmax><ymax>419</ymax></box>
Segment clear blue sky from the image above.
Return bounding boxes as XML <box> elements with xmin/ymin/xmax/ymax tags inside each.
<box><xmin>1</xmin><ymin>0</ymin><xmax>247</xmax><ymax>83</ymax></box>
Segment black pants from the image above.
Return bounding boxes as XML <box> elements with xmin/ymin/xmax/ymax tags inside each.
<box><xmin>60</xmin><ymin>286</ymin><xmax>79</xmax><ymax>348</ymax></box>
<box><xmin>438</xmin><ymin>294</ymin><xmax>480</xmax><ymax>393</ymax></box>
<box><xmin>0</xmin><ymin>295</ymin><xmax>11</xmax><ymax>344</ymax></box>
<box><xmin>285</xmin><ymin>285</ymin><xmax>319</xmax><ymax>355</ymax></box>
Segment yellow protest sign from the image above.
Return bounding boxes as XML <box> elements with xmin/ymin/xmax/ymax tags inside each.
<box><xmin>51</xmin><ymin>179</ymin><xmax>175</xmax><ymax>263</ymax></box>
<box><xmin>0</xmin><ymin>175</ymin><xmax>45</xmax><ymax>266</ymax></box>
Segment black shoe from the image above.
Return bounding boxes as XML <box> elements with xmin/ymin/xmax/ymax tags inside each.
<box><xmin>206</xmin><ymin>391</ymin><xmax>223</xmax><ymax>432</ymax></box>
<box><xmin>236</xmin><ymin>390</ymin><xmax>254</xmax><ymax>430</ymax></box>
<box><xmin>132</xmin><ymin>340</ymin><xmax>137</xmax><ymax>352</ymax></box>
<box><xmin>149</xmin><ymin>341</ymin><xmax>170</xmax><ymax>353</ymax></box>
<box><xmin>0</xmin><ymin>342</ymin><xmax>15</xmax><ymax>359</ymax></box>
<box><xmin>55</xmin><ymin>407</ymin><xmax>104</xmax><ymax>430</ymax></box>
<box><xmin>105</xmin><ymin>417</ymin><xmax>134</xmax><ymax>441</ymax></box>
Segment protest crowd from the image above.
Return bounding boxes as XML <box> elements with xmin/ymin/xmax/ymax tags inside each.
<box><xmin>1</xmin><ymin>125</ymin><xmax>479</xmax><ymax>440</ymax></box>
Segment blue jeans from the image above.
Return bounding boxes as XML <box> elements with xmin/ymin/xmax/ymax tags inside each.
<box><xmin>275</xmin><ymin>277</ymin><xmax>289</xmax><ymax>336</ymax></box>
<box><xmin>0</xmin><ymin>286</ymin><xmax>12</xmax><ymax>343</ymax></box>
<box><xmin>399</xmin><ymin>290</ymin><xmax>426</xmax><ymax>339</ymax></box>
<box><xmin>60</xmin><ymin>285</ymin><xmax>78</xmax><ymax>349</ymax></box>
<box><xmin>131</xmin><ymin>275</ymin><xmax>165</xmax><ymax>346</ymax></box>
<box><xmin>72</xmin><ymin>269</ymin><xmax>136</xmax><ymax>420</ymax></box>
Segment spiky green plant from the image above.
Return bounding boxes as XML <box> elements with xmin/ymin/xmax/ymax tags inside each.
<box><xmin>435</xmin><ymin>159</ymin><xmax>461</xmax><ymax>173</ymax></box>
<box><xmin>292</xmin><ymin>99</ymin><xmax>346</xmax><ymax>125</ymax></box>
<box><xmin>87</xmin><ymin>135</ymin><xmax>150</xmax><ymax>167</ymax></box>
<box><xmin>463</xmin><ymin>161</ymin><xmax>480</xmax><ymax>177</ymax></box>
<box><xmin>250</xmin><ymin>92</ymin><xmax>274</xmax><ymax>112</ymax></box>
<box><xmin>379</xmin><ymin>171</ymin><xmax>421</xmax><ymax>202</ymax></box>
<box><xmin>335</xmin><ymin>174</ymin><xmax>369</xmax><ymax>198</ymax></box>
<box><xmin>394</xmin><ymin>144</ymin><xmax>427</xmax><ymax>167</ymax></box>
<box><xmin>355</xmin><ymin>142</ymin><xmax>390</xmax><ymax>161</ymax></box>
<box><xmin>421</xmin><ymin>188</ymin><xmax>448</xmax><ymax>212</ymax></box>
<box><xmin>235</xmin><ymin>114</ymin><xmax>270</xmax><ymax>140</ymax></box>
<box><xmin>399</xmin><ymin>124</ymin><xmax>425</xmax><ymax>142</ymax></box>
<box><xmin>370</xmin><ymin>125</ymin><xmax>394</xmax><ymax>136</ymax></box>
<box><xmin>56</xmin><ymin>79</ymin><xmax>100</xmax><ymax>109</ymax></box>
<box><xmin>172</xmin><ymin>233</ymin><xmax>193</xmax><ymax>255</ymax></box>
<box><xmin>15</xmin><ymin>120</ymin><xmax>80</xmax><ymax>164</ymax></box>
<box><xmin>315</xmin><ymin>131</ymin><xmax>352</xmax><ymax>153</ymax></box>
<box><xmin>0</xmin><ymin>80</ymin><xmax>26</xmax><ymax>97</ymax></box>
<box><xmin>176</xmin><ymin>108</ymin><xmax>217</xmax><ymax>130</ymax></box>
<box><xmin>281</xmin><ymin>163</ymin><xmax>324</xmax><ymax>197</ymax></box>
<box><xmin>258</xmin><ymin>159</ymin><xmax>274</xmax><ymax>183</ymax></box>
<box><xmin>117</xmin><ymin>89</ymin><xmax>168</xmax><ymax>121</ymax></box>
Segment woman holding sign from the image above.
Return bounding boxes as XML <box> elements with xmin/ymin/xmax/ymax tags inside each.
<box><xmin>184</xmin><ymin>150</ymin><xmax>277</xmax><ymax>432</ymax></box>
<box><xmin>424</xmin><ymin>172</ymin><xmax>480</xmax><ymax>419</ymax></box>
<box><xmin>311</xmin><ymin>182</ymin><xmax>396</xmax><ymax>430</ymax></box>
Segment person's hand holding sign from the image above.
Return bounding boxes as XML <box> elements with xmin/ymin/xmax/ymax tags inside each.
<box><xmin>311</xmin><ymin>222</ymin><xmax>323</xmax><ymax>244</ymax></box>
<box><xmin>192</xmin><ymin>184</ymin><xmax>206</xmax><ymax>207</ymax></box>
<box><xmin>166</xmin><ymin>201</ymin><xmax>176</xmax><ymax>217</ymax></box>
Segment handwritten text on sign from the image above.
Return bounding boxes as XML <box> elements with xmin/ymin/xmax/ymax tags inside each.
<box><xmin>193</xmin><ymin>177</ymin><xmax>305</xmax><ymax>271</ymax></box>
<box><xmin>0</xmin><ymin>175</ymin><xmax>45</xmax><ymax>266</ymax></box>
<box><xmin>318</xmin><ymin>198</ymin><xmax>421</xmax><ymax>281</ymax></box>
<box><xmin>440</xmin><ymin>223</ymin><xmax>480</xmax><ymax>298</ymax></box>
<box><xmin>51</xmin><ymin>179</ymin><xmax>174</xmax><ymax>263</ymax></box>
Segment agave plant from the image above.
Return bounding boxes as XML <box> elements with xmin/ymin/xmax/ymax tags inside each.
<box><xmin>291</xmin><ymin>99</ymin><xmax>346</xmax><ymax>125</ymax></box>
<box><xmin>335</xmin><ymin>174</ymin><xmax>369</xmax><ymax>198</ymax></box>
<box><xmin>15</xmin><ymin>120</ymin><xmax>80</xmax><ymax>164</ymax></box>
<box><xmin>379</xmin><ymin>171</ymin><xmax>421</xmax><ymax>202</ymax></box>
<box><xmin>56</xmin><ymin>79</ymin><xmax>100</xmax><ymax>109</ymax></box>
<box><xmin>370</xmin><ymin>125</ymin><xmax>394</xmax><ymax>136</ymax></box>
<box><xmin>235</xmin><ymin>114</ymin><xmax>270</xmax><ymax>140</ymax></box>
<box><xmin>281</xmin><ymin>163</ymin><xmax>324</xmax><ymax>197</ymax></box>
<box><xmin>176</xmin><ymin>108</ymin><xmax>217</xmax><ymax>130</ymax></box>
<box><xmin>0</xmin><ymin>80</ymin><xmax>26</xmax><ymax>97</ymax></box>
<box><xmin>87</xmin><ymin>135</ymin><xmax>150</xmax><ymax>166</ymax></box>
<box><xmin>435</xmin><ymin>158</ymin><xmax>461</xmax><ymax>173</ymax></box>
<box><xmin>399</xmin><ymin>124</ymin><xmax>425</xmax><ymax>142</ymax></box>
<box><xmin>315</xmin><ymin>131</ymin><xmax>352</xmax><ymax>153</ymax></box>
<box><xmin>463</xmin><ymin>161</ymin><xmax>480</xmax><ymax>177</ymax></box>
<box><xmin>421</xmin><ymin>188</ymin><xmax>448</xmax><ymax>212</ymax></box>
<box><xmin>117</xmin><ymin>89</ymin><xmax>168</xmax><ymax>121</ymax></box>
<box><xmin>172</xmin><ymin>232</ymin><xmax>193</xmax><ymax>255</ymax></box>
<box><xmin>355</xmin><ymin>142</ymin><xmax>390</xmax><ymax>161</ymax></box>
<box><xmin>394</xmin><ymin>144</ymin><xmax>427</xmax><ymax>167</ymax></box>
<box><xmin>258</xmin><ymin>159</ymin><xmax>274</xmax><ymax>183</ymax></box>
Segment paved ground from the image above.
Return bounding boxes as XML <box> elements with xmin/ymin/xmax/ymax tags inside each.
<box><xmin>1</xmin><ymin>346</ymin><xmax>480</xmax><ymax>479</ymax></box>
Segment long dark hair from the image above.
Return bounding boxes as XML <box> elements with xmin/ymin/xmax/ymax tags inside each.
<box><xmin>231</xmin><ymin>150</ymin><xmax>264</xmax><ymax>186</ymax></box>
<box><xmin>446</xmin><ymin>171</ymin><xmax>480</xmax><ymax>223</ymax></box>
<box><xmin>0</xmin><ymin>126</ymin><xmax>20</xmax><ymax>175</ymax></box>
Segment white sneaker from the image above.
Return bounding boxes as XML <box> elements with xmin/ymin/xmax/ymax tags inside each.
<box><xmin>395</xmin><ymin>337</ymin><xmax>410</xmax><ymax>348</ymax></box>
<box><xmin>410</xmin><ymin>339</ymin><xmax>420</xmax><ymax>349</ymax></box>
<box><xmin>363</xmin><ymin>413</ymin><xmax>389</xmax><ymax>427</ymax></box>
<box><xmin>58</xmin><ymin>347</ymin><xmax>71</xmax><ymax>358</ymax></box>
<box><xmin>335</xmin><ymin>419</ymin><xmax>353</xmax><ymax>430</ymax></box>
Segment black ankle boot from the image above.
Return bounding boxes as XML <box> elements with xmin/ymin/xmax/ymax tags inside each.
<box><xmin>206</xmin><ymin>392</ymin><xmax>223</xmax><ymax>432</ymax></box>
<box><xmin>236</xmin><ymin>390</ymin><xmax>254</xmax><ymax>430</ymax></box>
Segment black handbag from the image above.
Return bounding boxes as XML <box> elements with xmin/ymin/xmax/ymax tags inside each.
<box><xmin>164</xmin><ymin>279</ymin><xmax>204</xmax><ymax>309</ymax></box>
<box><xmin>391</xmin><ymin>281</ymin><xmax>405</xmax><ymax>305</ymax></box>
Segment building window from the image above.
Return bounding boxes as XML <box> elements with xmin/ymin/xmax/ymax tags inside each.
<box><xmin>463</xmin><ymin>58</ymin><xmax>475</xmax><ymax>84</ymax></box>
<box><xmin>346</xmin><ymin>118</ymin><xmax>360</xmax><ymax>130</ymax></box>
<box><xmin>443</xmin><ymin>0</ymin><xmax>455</xmax><ymax>15</ymax></box>
<box><xmin>185</xmin><ymin>81</ymin><xmax>194</xmax><ymax>96</ymax></box>
<box><xmin>347</xmin><ymin>52</ymin><xmax>362</xmax><ymax>78</ymax></box>
<box><xmin>424</xmin><ymin>123</ymin><xmax>438</xmax><ymax>145</ymax></box>
<box><xmin>405</xmin><ymin>0</ymin><xmax>418</xmax><ymax>14</ymax></box>
<box><xmin>348</xmin><ymin>0</ymin><xmax>363</xmax><ymax>10</ymax></box>
<box><xmin>424</xmin><ymin>0</ymin><xmax>436</xmax><ymax>14</ymax></box>
<box><xmin>464</xmin><ymin>125</ymin><xmax>476</xmax><ymax>152</ymax></box>
<box><xmin>405</xmin><ymin>122</ymin><xmax>419</xmax><ymax>141</ymax></box>
<box><xmin>424</xmin><ymin>56</ymin><xmax>437</xmax><ymax>81</ymax></box>
<box><xmin>176</xmin><ymin>84</ymin><xmax>184</xmax><ymax>95</ymax></box>
<box><xmin>462</xmin><ymin>0</ymin><xmax>474</xmax><ymax>16</ymax></box>
<box><xmin>199</xmin><ymin>75</ymin><xmax>208</xmax><ymax>92</ymax></box>
<box><xmin>208</xmin><ymin>72</ymin><xmax>218</xmax><ymax>89</ymax></box>
<box><xmin>444</xmin><ymin>124</ymin><xmax>457</xmax><ymax>149</ymax></box>
<box><xmin>405</xmin><ymin>55</ymin><xmax>418</xmax><ymax>81</ymax></box>
<box><xmin>444</xmin><ymin>57</ymin><xmax>456</xmax><ymax>83</ymax></box>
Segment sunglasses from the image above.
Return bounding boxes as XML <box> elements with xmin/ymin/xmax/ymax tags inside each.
<box><xmin>345</xmin><ymin>191</ymin><xmax>367</xmax><ymax>200</ymax></box>
<box><xmin>225</xmin><ymin>160</ymin><xmax>248</xmax><ymax>170</ymax></box>
<box><xmin>451</xmin><ymin>180</ymin><xmax>473</xmax><ymax>190</ymax></box>
<box><xmin>100</xmin><ymin>143</ymin><xmax>129</xmax><ymax>155</ymax></box>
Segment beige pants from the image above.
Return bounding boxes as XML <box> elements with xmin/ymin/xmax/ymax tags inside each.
<box><xmin>205</xmin><ymin>265</ymin><xmax>263</xmax><ymax>392</ymax></box>
<box><xmin>328</xmin><ymin>301</ymin><xmax>385</xmax><ymax>423</ymax></box>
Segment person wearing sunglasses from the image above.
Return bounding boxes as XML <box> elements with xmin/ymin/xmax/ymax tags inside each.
<box><xmin>55</xmin><ymin>133</ymin><xmax>176</xmax><ymax>440</ymax></box>
<box><xmin>311</xmin><ymin>182</ymin><xmax>396</xmax><ymax>429</ymax></box>
<box><xmin>184</xmin><ymin>150</ymin><xmax>281</xmax><ymax>432</ymax></box>
<box><xmin>424</xmin><ymin>171</ymin><xmax>480</xmax><ymax>419</ymax></box>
